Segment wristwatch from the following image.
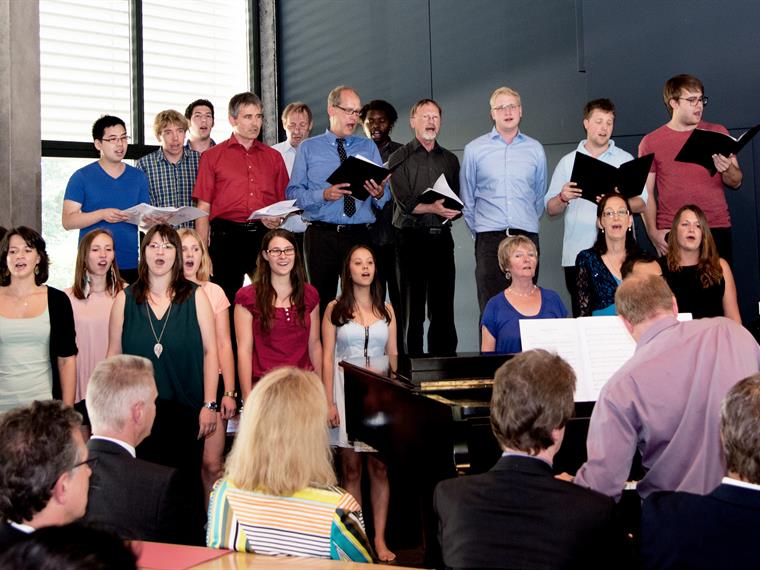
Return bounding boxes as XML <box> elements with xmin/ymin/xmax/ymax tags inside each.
<box><xmin>223</xmin><ymin>391</ymin><xmax>238</xmax><ymax>398</ymax></box>
<box><xmin>202</xmin><ymin>401</ymin><xmax>219</xmax><ymax>411</ymax></box>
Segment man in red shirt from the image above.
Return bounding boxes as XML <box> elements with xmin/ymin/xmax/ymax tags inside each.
<box><xmin>193</xmin><ymin>92</ymin><xmax>289</xmax><ymax>303</ymax></box>
<box><xmin>640</xmin><ymin>74</ymin><xmax>742</xmax><ymax>262</ymax></box>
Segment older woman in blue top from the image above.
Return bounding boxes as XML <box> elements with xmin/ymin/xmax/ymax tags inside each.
<box><xmin>575</xmin><ymin>194</ymin><xmax>639</xmax><ymax>316</ymax></box>
<box><xmin>481</xmin><ymin>236</ymin><xmax>567</xmax><ymax>353</ymax></box>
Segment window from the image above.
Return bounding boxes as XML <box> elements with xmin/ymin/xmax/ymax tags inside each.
<box><xmin>39</xmin><ymin>0</ymin><xmax>254</xmax><ymax>288</ymax></box>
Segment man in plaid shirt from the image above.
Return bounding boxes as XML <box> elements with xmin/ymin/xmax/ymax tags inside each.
<box><xmin>137</xmin><ymin>109</ymin><xmax>201</xmax><ymax>228</ymax></box>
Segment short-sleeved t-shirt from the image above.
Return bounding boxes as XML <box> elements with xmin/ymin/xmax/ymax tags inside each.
<box><xmin>481</xmin><ymin>287</ymin><xmax>568</xmax><ymax>353</ymax></box>
<box><xmin>235</xmin><ymin>283</ymin><xmax>319</xmax><ymax>379</ymax></box>
<box><xmin>64</xmin><ymin>161</ymin><xmax>150</xmax><ymax>270</ymax></box>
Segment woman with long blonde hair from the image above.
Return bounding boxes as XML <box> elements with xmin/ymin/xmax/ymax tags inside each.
<box><xmin>207</xmin><ymin>367</ymin><xmax>373</xmax><ymax>562</ymax></box>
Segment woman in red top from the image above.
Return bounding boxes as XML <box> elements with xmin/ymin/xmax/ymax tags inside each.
<box><xmin>234</xmin><ymin>229</ymin><xmax>322</xmax><ymax>400</ymax></box>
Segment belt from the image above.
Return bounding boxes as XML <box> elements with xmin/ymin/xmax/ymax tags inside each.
<box><xmin>403</xmin><ymin>226</ymin><xmax>450</xmax><ymax>235</ymax></box>
<box><xmin>479</xmin><ymin>228</ymin><xmax>538</xmax><ymax>238</ymax></box>
<box><xmin>210</xmin><ymin>218</ymin><xmax>265</xmax><ymax>232</ymax></box>
<box><xmin>309</xmin><ymin>221</ymin><xmax>369</xmax><ymax>233</ymax></box>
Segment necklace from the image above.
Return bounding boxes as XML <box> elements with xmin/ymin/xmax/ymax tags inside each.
<box><xmin>146</xmin><ymin>301</ymin><xmax>172</xmax><ymax>358</ymax></box>
<box><xmin>507</xmin><ymin>285</ymin><xmax>537</xmax><ymax>298</ymax></box>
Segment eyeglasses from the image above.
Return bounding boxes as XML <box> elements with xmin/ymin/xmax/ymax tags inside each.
<box><xmin>333</xmin><ymin>104</ymin><xmax>361</xmax><ymax>116</ymax></box>
<box><xmin>100</xmin><ymin>135</ymin><xmax>130</xmax><ymax>144</ymax></box>
<box><xmin>675</xmin><ymin>95</ymin><xmax>708</xmax><ymax>107</ymax></box>
<box><xmin>71</xmin><ymin>457</ymin><xmax>98</xmax><ymax>471</ymax></box>
<box><xmin>602</xmin><ymin>209</ymin><xmax>630</xmax><ymax>218</ymax></box>
<box><xmin>147</xmin><ymin>242</ymin><xmax>176</xmax><ymax>251</ymax></box>
<box><xmin>267</xmin><ymin>247</ymin><xmax>296</xmax><ymax>257</ymax></box>
<box><xmin>414</xmin><ymin>114</ymin><xmax>440</xmax><ymax>122</ymax></box>
<box><xmin>491</xmin><ymin>104</ymin><xmax>520</xmax><ymax>112</ymax></box>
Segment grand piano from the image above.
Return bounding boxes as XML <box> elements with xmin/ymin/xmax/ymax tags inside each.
<box><xmin>341</xmin><ymin>352</ymin><xmax>598</xmax><ymax>565</ymax></box>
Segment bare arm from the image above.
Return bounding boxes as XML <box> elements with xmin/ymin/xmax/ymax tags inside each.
<box><xmin>106</xmin><ymin>291</ymin><xmax>126</xmax><ymax>356</ymax></box>
<box><xmin>481</xmin><ymin>326</ymin><xmax>496</xmax><ymax>352</ymax></box>
<box><xmin>233</xmin><ymin>304</ymin><xmax>254</xmax><ymax>402</ymax></box>
<box><xmin>714</xmin><ymin>154</ymin><xmax>742</xmax><ymax>189</ymax></box>
<box><xmin>195</xmin><ymin>200</ymin><xmax>211</xmax><ymax>245</ymax></box>
<box><xmin>57</xmin><ymin>355</ymin><xmax>77</xmax><ymax>406</ymax></box>
<box><xmin>629</xmin><ymin>196</ymin><xmax>646</xmax><ymax>214</ymax></box>
<box><xmin>642</xmin><ymin>172</ymin><xmax>668</xmax><ymax>255</ymax></box>
<box><xmin>321</xmin><ymin>301</ymin><xmax>339</xmax><ymax>426</ymax></box>
<box><xmin>546</xmin><ymin>182</ymin><xmax>582</xmax><ymax>216</ymax></box>
<box><xmin>213</xmin><ymin>304</ymin><xmax>237</xmax><ymax>419</ymax></box>
<box><xmin>720</xmin><ymin>259</ymin><xmax>742</xmax><ymax>323</ymax></box>
<box><xmin>62</xmin><ymin>199</ymin><xmax>128</xmax><ymax>230</ymax></box>
<box><xmin>195</xmin><ymin>289</ymin><xmax>219</xmax><ymax>439</ymax></box>
<box><xmin>307</xmin><ymin>304</ymin><xmax>323</xmax><ymax>380</ymax></box>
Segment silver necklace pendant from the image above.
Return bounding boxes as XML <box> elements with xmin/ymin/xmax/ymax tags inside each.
<box><xmin>154</xmin><ymin>343</ymin><xmax>163</xmax><ymax>358</ymax></box>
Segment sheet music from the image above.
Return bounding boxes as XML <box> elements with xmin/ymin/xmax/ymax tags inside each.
<box><xmin>122</xmin><ymin>203</ymin><xmax>208</xmax><ymax>226</ymax></box>
<box><xmin>248</xmin><ymin>199</ymin><xmax>300</xmax><ymax>220</ymax></box>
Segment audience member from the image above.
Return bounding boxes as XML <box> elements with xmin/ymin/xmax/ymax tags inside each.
<box><xmin>272</xmin><ymin>101</ymin><xmax>313</xmax><ymax>247</ymax></box>
<box><xmin>0</xmin><ymin>401</ymin><xmax>89</xmax><ymax>549</ymax></box>
<box><xmin>620</xmin><ymin>252</ymin><xmax>662</xmax><ymax>279</ymax></box>
<box><xmin>575</xmin><ymin>194</ymin><xmax>639</xmax><ymax>316</ymax></box>
<box><xmin>322</xmin><ymin>244</ymin><xmax>398</xmax><ymax>561</ymax></box>
<box><xmin>389</xmin><ymin>98</ymin><xmax>460</xmax><ymax>356</ymax></box>
<box><xmin>62</xmin><ymin>115</ymin><xmax>150</xmax><ymax>283</ymax></box>
<box><xmin>234</xmin><ymin>229</ymin><xmax>321</xmax><ymax>400</ymax></box>
<box><xmin>0</xmin><ymin>522</ymin><xmax>136</xmax><ymax>570</ymax></box>
<box><xmin>136</xmin><ymin>110</ymin><xmax>200</xmax><ymax>228</ymax></box>
<box><xmin>286</xmin><ymin>85</ymin><xmax>389</xmax><ymax>316</ymax></box>
<box><xmin>83</xmin><ymin>355</ymin><xmax>198</xmax><ymax>544</ymax></box>
<box><xmin>65</xmin><ymin>228</ymin><xmax>124</xmax><ymax>430</ymax></box>
<box><xmin>574</xmin><ymin>275</ymin><xmax>760</xmax><ymax>500</ymax></box>
<box><xmin>360</xmin><ymin>99</ymin><xmax>402</xmax><ymax>317</ymax></box>
<box><xmin>178</xmin><ymin>228</ymin><xmax>237</xmax><ymax>502</ymax></box>
<box><xmin>461</xmin><ymin>86</ymin><xmax>547</xmax><ymax>313</ymax></box>
<box><xmin>207</xmin><ymin>367</ymin><xmax>374</xmax><ymax>562</ymax></box>
<box><xmin>641</xmin><ymin>373</ymin><xmax>760</xmax><ymax>569</ymax></box>
<box><xmin>193</xmin><ymin>91</ymin><xmax>289</xmax><ymax>304</ymax></box>
<box><xmin>184</xmin><ymin>99</ymin><xmax>216</xmax><ymax>154</ymax></box>
<box><xmin>545</xmin><ymin>98</ymin><xmax>648</xmax><ymax>316</ymax></box>
<box><xmin>640</xmin><ymin>74</ymin><xmax>742</xmax><ymax>260</ymax></box>
<box><xmin>0</xmin><ymin>227</ymin><xmax>77</xmax><ymax>411</ymax></box>
<box><xmin>481</xmin><ymin>236</ymin><xmax>567</xmax><ymax>353</ymax></box>
<box><xmin>435</xmin><ymin>350</ymin><xmax>616</xmax><ymax>569</ymax></box>
<box><xmin>107</xmin><ymin>225</ymin><xmax>218</xmax><ymax>482</ymax></box>
<box><xmin>659</xmin><ymin>204</ymin><xmax>740</xmax><ymax>321</ymax></box>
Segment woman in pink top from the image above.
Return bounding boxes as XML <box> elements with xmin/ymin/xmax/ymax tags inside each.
<box><xmin>66</xmin><ymin>229</ymin><xmax>124</xmax><ymax>435</ymax></box>
<box><xmin>234</xmin><ymin>229</ymin><xmax>322</xmax><ymax>401</ymax></box>
<box><xmin>178</xmin><ymin>228</ymin><xmax>237</xmax><ymax>502</ymax></box>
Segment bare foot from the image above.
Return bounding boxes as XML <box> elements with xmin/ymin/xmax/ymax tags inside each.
<box><xmin>374</xmin><ymin>541</ymin><xmax>396</xmax><ymax>562</ymax></box>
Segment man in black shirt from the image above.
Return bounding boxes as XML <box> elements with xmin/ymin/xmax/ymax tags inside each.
<box><xmin>388</xmin><ymin>99</ymin><xmax>460</xmax><ymax>356</ymax></box>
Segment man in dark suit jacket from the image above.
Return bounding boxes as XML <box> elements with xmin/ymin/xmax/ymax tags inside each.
<box><xmin>434</xmin><ymin>350</ymin><xmax>617</xmax><ymax>570</ymax></box>
<box><xmin>0</xmin><ymin>401</ymin><xmax>90</xmax><ymax>551</ymax></box>
<box><xmin>83</xmin><ymin>355</ymin><xmax>199</xmax><ymax>545</ymax></box>
<box><xmin>641</xmin><ymin>373</ymin><xmax>760</xmax><ymax>570</ymax></box>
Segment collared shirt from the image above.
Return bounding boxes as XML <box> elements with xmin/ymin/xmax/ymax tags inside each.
<box><xmin>721</xmin><ymin>477</ymin><xmax>760</xmax><ymax>492</ymax></box>
<box><xmin>389</xmin><ymin>138</ymin><xmax>460</xmax><ymax>229</ymax></box>
<box><xmin>192</xmin><ymin>134</ymin><xmax>289</xmax><ymax>223</ymax></box>
<box><xmin>272</xmin><ymin>140</ymin><xmax>297</xmax><ymax>175</ymax></box>
<box><xmin>545</xmin><ymin>140</ymin><xmax>649</xmax><ymax>266</ymax></box>
<box><xmin>90</xmin><ymin>435</ymin><xmax>136</xmax><ymax>458</ymax></box>
<box><xmin>185</xmin><ymin>138</ymin><xmax>216</xmax><ymax>151</ymax></box>
<box><xmin>8</xmin><ymin>522</ymin><xmax>34</xmax><ymax>534</ymax></box>
<box><xmin>574</xmin><ymin>316</ymin><xmax>760</xmax><ymax>501</ymax></box>
<box><xmin>136</xmin><ymin>147</ymin><xmax>200</xmax><ymax>228</ymax></box>
<box><xmin>286</xmin><ymin>129</ymin><xmax>389</xmax><ymax>224</ymax></box>
<box><xmin>460</xmin><ymin>127</ymin><xmax>547</xmax><ymax>235</ymax></box>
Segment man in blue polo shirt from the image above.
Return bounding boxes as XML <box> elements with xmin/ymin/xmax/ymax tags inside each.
<box><xmin>287</xmin><ymin>85</ymin><xmax>389</xmax><ymax>315</ymax></box>
<box><xmin>460</xmin><ymin>86</ymin><xmax>547</xmax><ymax>313</ymax></box>
<box><xmin>62</xmin><ymin>115</ymin><xmax>150</xmax><ymax>283</ymax></box>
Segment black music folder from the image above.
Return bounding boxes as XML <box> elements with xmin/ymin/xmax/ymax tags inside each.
<box><xmin>326</xmin><ymin>154</ymin><xmax>390</xmax><ymax>201</ymax></box>
<box><xmin>570</xmin><ymin>152</ymin><xmax>653</xmax><ymax>204</ymax></box>
<box><xmin>675</xmin><ymin>124</ymin><xmax>760</xmax><ymax>175</ymax></box>
<box><xmin>417</xmin><ymin>174</ymin><xmax>463</xmax><ymax>211</ymax></box>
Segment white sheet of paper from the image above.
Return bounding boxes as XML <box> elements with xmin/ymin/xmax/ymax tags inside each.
<box><xmin>122</xmin><ymin>203</ymin><xmax>208</xmax><ymax>226</ymax></box>
<box><xmin>247</xmin><ymin>199</ymin><xmax>300</xmax><ymax>220</ymax></box>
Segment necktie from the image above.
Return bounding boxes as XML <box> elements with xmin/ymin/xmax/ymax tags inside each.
<box><xmin>337</xmin><ymin>138</ymin><xmax>355</xmax><ymax>217</ymax></box>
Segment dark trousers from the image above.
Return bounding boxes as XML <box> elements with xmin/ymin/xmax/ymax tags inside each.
<box><xmin>305</xmin><ymin>223</ymin><xmax>371</xmax><ymax>316</ymax></box>
<box><xmin>398</xmin><ymin>227</ymin><xmax>458</xmax><ymax>357</ymax></box>
<box><xmin>209</xmin><ymin>219</ymin><xmax>266</xmax><ymax>305</ymax></box>
<box><xmin>711</xmin><ymin>227</ymin><xmax>733</xmax><ymax>266</ymax></box>
<box><xmin>475</xmin><ymin>230</ymin><xmax>540</xmax><ymax>313</ymax></box>
<box><xmin>564</xmin><ymin>266</ymin><xmax>581</xmax><ymax>318</ymax></box>
<box><xmin>372</xmin><ymin>240</ymin><xmax>404</xmax><ymax>352</ymax></box>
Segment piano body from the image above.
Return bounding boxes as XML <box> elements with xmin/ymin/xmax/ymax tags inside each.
<box><xmin>341</xmin><ymin>353</ymin><xmax>596</xmax><ymax>563</ymax></box>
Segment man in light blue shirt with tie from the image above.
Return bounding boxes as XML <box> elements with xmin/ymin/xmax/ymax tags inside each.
<box><xmin>287</xmin><ymin>85</ymin><xmax>389</xmax><ymax>315</ymax></box>
<box><xmin>460</xmin><ymin>86</ymin><xmax>547</xmax><ymax>313</ymax></box>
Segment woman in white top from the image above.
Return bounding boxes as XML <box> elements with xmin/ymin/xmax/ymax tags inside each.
<box><xmin>178</xmin><ymin>228</ymin><xmax>237</xmax><ymax>502</ymax></box>
<box><xmin>0</xmin><ymin>227</ymin><xmax>77</xmax><ymax>412</ymax></box>
<box><xmin>322</xmin><ymin>245</ymin><xmax>397</xmax><ymax>561</ymax></box>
